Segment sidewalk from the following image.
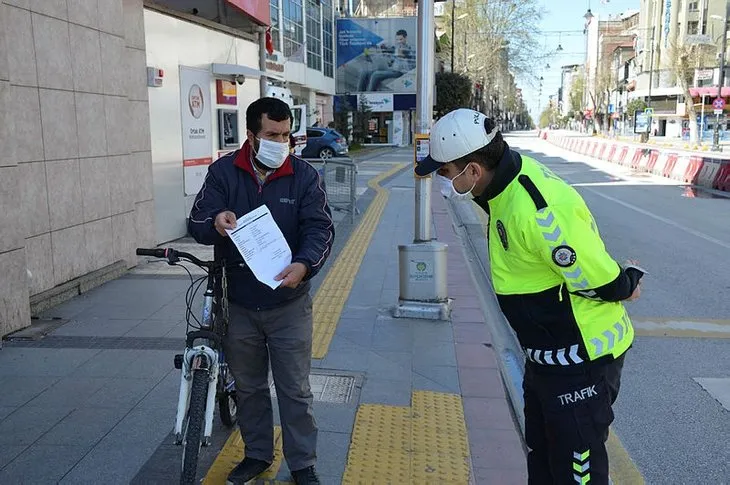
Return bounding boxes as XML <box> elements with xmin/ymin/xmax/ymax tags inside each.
<box><xmin>0</xmin><ymin>150</ymin><xmax>527</xmax><ymax>484</ymax></box>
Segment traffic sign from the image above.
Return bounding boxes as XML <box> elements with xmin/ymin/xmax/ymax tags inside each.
<box><xmin>644</xmin><ymin>108</ymin><xmax>654</xmax><ymax>115</ymax></box>
<box><xmin>712</xmin><ymin>97</ymin><xmax>725</xmax><ymax>110</ymax></box>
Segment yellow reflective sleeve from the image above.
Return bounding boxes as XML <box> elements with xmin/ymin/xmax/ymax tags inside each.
<box><xmin>526</xmin><ymin>203</ymin><xmax>620</xmax><ymax>293</ymax></box>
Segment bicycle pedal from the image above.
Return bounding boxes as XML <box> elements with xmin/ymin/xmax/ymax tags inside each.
<box><xmin>174</xmin><ymin>354</ymin><xmax>183</xmax><ymax>369</ymax></box>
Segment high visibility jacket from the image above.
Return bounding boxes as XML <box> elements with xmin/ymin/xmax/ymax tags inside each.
<box><xmin>474</xmin><ymin>145</ymin><xmax>641</xmax><ymax>368</ymax></box>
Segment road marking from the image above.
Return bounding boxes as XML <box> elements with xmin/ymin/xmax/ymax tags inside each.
<box><xmin>311</xmin><ymin>163</ymin><xmax>407</xmax><ymax>359</ymax></box>
<box><xmin>693</xmin><ymin>377</ymin><xmax>730</xmax><ymax>410</ymax></box>
<box><xmin>607</xmin><ymin>428</ymin><xmax>645</xmax><ymax>485</ymax></box>
<box><xmin>580</xmin><ymin>187</ymin><xmax>730</xmax><ymax>250</ymax></box>
<box><xmin>633</xmin><ymin>318</ymin><xmax>730</xmax><ymax>338</ymax></box>
<box><xmin>342</xmin><ymin>391</ymin><xmax>470</xmax><ymax>483</ymax></box>
<box><xmin>203</xmin><ymin>426</ymin><xmax>286</xmax><ymax>484</ymax></box>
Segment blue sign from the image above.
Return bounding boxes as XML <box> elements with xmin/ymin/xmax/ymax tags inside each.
<box><xmin>336</xmin><ymin>17</ymin><xmax>418</xmax><ymax>94</ymax></box>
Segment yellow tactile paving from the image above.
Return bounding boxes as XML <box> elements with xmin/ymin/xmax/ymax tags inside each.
<box><xmin>311</xmin><ymin>162</ymin><xmax>408</xmax><ymax>359</ymax></box>
<box><xmin>342</xmin><ymin>391</ymin><xmax>471</xmax><ymax>484</ymax></box>
<box><xmin>202</xmin><ymin>426</ymin><xmax>286</xmax><ymax>484</ymax></box>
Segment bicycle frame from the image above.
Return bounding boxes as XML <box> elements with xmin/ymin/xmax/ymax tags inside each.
<box><xmin>174</xmin><ymin>344</ymin><xmax>220</xmax><ymax>446</ymax></box>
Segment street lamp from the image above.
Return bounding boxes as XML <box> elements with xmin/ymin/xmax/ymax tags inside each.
<box><xmin>710</xmin><ymin>5</ymin><xmax>730</xmax><ymax>152</ymax></box>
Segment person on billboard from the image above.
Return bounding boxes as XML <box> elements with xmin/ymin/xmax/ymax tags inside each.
<box><xmin>188</xmin><ymin>97</ymin><xmax>334</xmax><ymax>485</ymax></box>
<box><xmin>357</xmin><ymin>29</ymin><xmax>416</xmax><ymax>92</ymax></box>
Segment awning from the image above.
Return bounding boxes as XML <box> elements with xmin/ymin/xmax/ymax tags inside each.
<box><xmin>688</xmin><ymin>86</ymin><xmax>730</xmax><ymax>97</ymax></box>
<box><xmin>211</xmin><ymin>63</ymin><xmax>284</xmax><ymax>81</ymax></box>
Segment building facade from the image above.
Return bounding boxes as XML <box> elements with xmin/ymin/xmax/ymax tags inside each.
<box><xmin>632</xmin><ymin>0</ymin><xmax>730</xmax><ymax>137</ymax></box>
<box><xmin>145</xmin><ymin>1</ymin><xmax>337</xmax><ymax>244</ymax></box>
<box><xmin>0</xmin><ymin>0</ymin><xmax>154</xmax><ymax>336</ymax></box>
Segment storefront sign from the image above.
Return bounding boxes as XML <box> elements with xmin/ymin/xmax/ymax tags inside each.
<box><xmin>216</xmin><ymin>80</ymin><xmax>237</xmax><ymax>105</ymax></box>
<box><xmin>266</xmin><ymin>52</ymin><xmax>285</xmax><ymax>73</ymax></box>
<box><xmin>180</xmin><ymin>66</ymin><xmax>213</xmax><ymax>196</ymax></box>
<box><xmin>359</xmin><ymin>93</ymin><xmax>394</xmax><ymax>112</ymax></box>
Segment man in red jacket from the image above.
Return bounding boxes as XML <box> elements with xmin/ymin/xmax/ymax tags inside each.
<box><xmin>189</xmin><ymin>97</ymin><xmax>334</xmax><ymax>485</ymax></box>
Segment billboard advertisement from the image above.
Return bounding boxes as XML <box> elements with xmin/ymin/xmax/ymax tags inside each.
<box><xmin>337</xmin><ymin>17</ymin><xmax>417</xmax><ymax>94</ymax></box>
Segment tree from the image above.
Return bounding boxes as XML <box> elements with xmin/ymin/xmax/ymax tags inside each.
<box><xmin>626</xmin><ymin>98</ymin><xmax>647</xmax><ymax>118</ymax></box>
<box><xmin>333</xmin><ymin>97</ymin><xmax>353</xmax><ymax>143</ymax></box>
<box><xmin>539</xmin><ymin>103</ymin><xmax>560</xmax><ymax>128</ymax></box>
<box><xmin>669</xmin><ymin>38</ymin><xmax>715</xmax><ymax>145</ymax></box>
<box><xmin>352</xmin><ymin>96</ymin><xmax>372</xmax><ymax>144</ymax></box>
<box><xmin>435</xmin><ymin>71</ymin><xmax>473</xmax><ymax>118</ymax></box>
<box><xmin>594</xmin><ymin>56</ymin><xmax>618</xmax><ymax>134</ymax></box>
<box><xmin>570</xmin><ymin>72</ymin><xmax>586</xmax><ymax>116</ymax></box>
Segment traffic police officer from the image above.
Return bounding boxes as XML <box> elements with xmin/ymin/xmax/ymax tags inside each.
<box><xmin>415</xmin><ymin>109</ymin><xmax>644</xmax><ymax>485</ymax></box>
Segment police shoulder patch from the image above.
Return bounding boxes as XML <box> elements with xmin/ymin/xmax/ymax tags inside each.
<box><xmin>496</xmin><ymin>220</ymin><xmax>508</xmax><ymax>250</ymax></box>
<box><xmin>552</xmin><ymin>245</ymin><xmax>576</xmax><ymax>267</ymax></box>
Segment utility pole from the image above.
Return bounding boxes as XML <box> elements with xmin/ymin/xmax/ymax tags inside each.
<box><xmin>712</xmin><ymin>0</ymin><xmax>729</xmax><ymax>151</ymax></box>
<box><xmin>395</xmin><ymin>0</ymin><xmax>451</xmax><ymax>321</ymax></box>
<box><xmin>450</xmin><ymin>0</ymin><xmax>455</xmax><ymax>72</ymax></box>
<box><xmin>258</xmin><ymin>27</ymin><xmax>268</xmax><ymax>97</ymax></box>
<box><xmin>643</xmin><ymin>25</ymin><xmax>655</xmax><ymax>143</ymax></box>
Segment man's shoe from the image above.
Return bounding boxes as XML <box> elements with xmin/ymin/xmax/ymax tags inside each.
<box><xmin>225</xmin><ymin>457</ymin><xmax>272</xmax><ymax>484</ymax></box>
<box><xmin>291</xmin><ymin>466</ymin><xmax>320</xmax><ymax>485</ymax></box>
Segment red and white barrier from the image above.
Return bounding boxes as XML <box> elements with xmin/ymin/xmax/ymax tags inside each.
<box><xmin>539</xmin><ymin>133</ymin><xmax>728</xmax><ymax>193</ymax></box>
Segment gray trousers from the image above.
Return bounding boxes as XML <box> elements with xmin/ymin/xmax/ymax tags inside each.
<box><xmin>223</xmin><ymin>293</ymin><xmax>317</xmax><ymax>471</ymax></box>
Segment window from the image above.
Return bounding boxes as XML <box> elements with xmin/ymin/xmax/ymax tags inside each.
<box><xmin>688</xmin><ymin>21</ymin><xmax>699</xmax><ymax>35</ymax></box>
<box><xmin>307</xmin><ymin>129</ymin><xmax>324</xmax><ymax>138</ymax></box>
<box><xmin>270</xmin><ymin>0</ymin><xmax>281</xmax><ymax>52</ymax></box>
<box><xmin>306</xmin><ymin>0</ymin><xmax>322</xmax><ymax>71</ymax></box>
<box><xmin>688</xmin><ymin>1</ymin><xmax>699</xmax><ymax>11</ymax></box>
<box><xmin>283</xmin><ymin>0</ymin><xmax>304</xmax><ymax>59</ymax></box>
<box><xmin>323</xmin><ymin>0</ymin><xmax>334</xmax><ymax>77</ymax></box>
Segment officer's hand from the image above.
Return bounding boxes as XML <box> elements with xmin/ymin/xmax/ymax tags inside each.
<box><xmin>626</xmin><ymin>283</ymin><xmax>641</xmax><ymax>302</ymax></box>
<box><xmin>275</xmin><ymin>262</ymin><xmax>308</xmax><ymax>289</ymax></box>
<box><xmin>215</xmin><ymin>211</ymin><xmax>237</xmax><ymax>236</ymax></box>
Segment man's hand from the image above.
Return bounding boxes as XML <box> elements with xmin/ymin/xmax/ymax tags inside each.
<box><xmin>275</xmin><ymin>262</ymin><xmax>308</xmax><ymax>289</ymax></box>
<box><xmin>214</xmin><ymin>211</ymin><xmax>237</xmax><ymax>237</ymax></box>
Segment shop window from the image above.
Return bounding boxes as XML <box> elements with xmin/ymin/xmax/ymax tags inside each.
<box><xmin>283</xmin><ymin>0</ymin><xmax>304</xmax><ymax>59</ymax></box>
<box><xmin>306</xmin><ymin>0</ymin><xmax>322</xmax><ymax>71</ymax></box>
<box><xmin>270</xmin><ymin>0</ymin><xmax>281</xmax><ymax>51</ymax></box>
<box><xmin>323</xmin><ymin>0</ymin><xmax>334</xmax><ymax>77</ymax></box>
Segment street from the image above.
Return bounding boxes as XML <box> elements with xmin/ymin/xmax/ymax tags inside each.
<box><xmin>473</xmin><ymin>133</ymin><xmax>730</xmax><ymax>484</ymax></box>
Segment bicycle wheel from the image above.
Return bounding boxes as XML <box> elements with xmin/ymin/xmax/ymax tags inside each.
<box><xmin>218</xmin><ymin>390</ymin><xmax>237</xmax><ymax>427</ymax></box>
<box><xmin>180</xmin><ymin>368</ymin><xmax>209</xmax><ymax>485</ymax></box>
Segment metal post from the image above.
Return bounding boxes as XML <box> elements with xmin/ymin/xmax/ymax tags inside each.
<box><xmin>712</xmin><ymin>0</ymin><xmax>729</xmax><ymax>151</ymax></box>
<box><xmin>450</xmin><ymin>0</ymin><xmax>455</xmax><ymax>72</ymax></box>
<box><xmin>414</xmin><ymin>0</ymin><xmax>434</xmax><ymax>243</ymax></box>
<box><xmin>395</xmin><ymin>0</ymin><xmax>451</xmax><ymax>321</ymax></box>
<box><xmin>258</xmin><ymin>28</ymin><xmax>268</xmax><ymax>98</ymax></box>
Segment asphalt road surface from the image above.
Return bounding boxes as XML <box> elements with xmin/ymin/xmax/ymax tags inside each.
<box><xmin>482</xmin><ymin>132</ymin><xmax>730</xmax><ymax>484</ymax></box>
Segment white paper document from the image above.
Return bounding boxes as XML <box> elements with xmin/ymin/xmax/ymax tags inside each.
<box><xmin>226</xmin><ymin>205</ymin><xmax>292</xmax><ymax>289</ymax></box>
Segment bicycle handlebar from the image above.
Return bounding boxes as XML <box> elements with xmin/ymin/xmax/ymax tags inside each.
<box><xmin>136</xmin><ymin>247</ymin><xmax>212</xmax><ymax>269</ymax></box>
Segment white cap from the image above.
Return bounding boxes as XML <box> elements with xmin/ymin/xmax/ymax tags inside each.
<box><xmin>415</xmin><ymin>108</ymin><xmax>499</xmax><ymax>176</ymax></box>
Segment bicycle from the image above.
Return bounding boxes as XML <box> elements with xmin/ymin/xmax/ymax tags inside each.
<box><xmin>136</xmin><ymin>247</ymin><xmax>238</xmax><ymax>484</ymax></box>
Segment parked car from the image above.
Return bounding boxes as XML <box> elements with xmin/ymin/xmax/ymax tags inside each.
<box><xmin>301</xmin><ymin>127</ymin><xmax>348</xmax><ymax>159</ymax></box>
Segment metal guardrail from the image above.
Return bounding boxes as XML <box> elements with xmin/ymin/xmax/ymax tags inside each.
<box><xmin>305</xmin><ymin>156</ymin><xmax>359</xmax><ymax>224</ymax></box>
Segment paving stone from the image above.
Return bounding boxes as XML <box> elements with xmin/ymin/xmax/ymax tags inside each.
<box><xmin>359</xmin><ymin>378</ymin><xmax>411</xmax><ymax>406</ymax></box>
<box><xmin>38</xmin><ymin>406</ymin><xmax>130</xmax><ymax>447</ymax></box>
<box><xmin>312</xmin><ymin>431</ymin><xmax>350</xmax><ymax>478</ymax></box>
<box><xmin>463</xmin><ymin>397</ymin><xmax>516</xmax><ymax>430</ymax></box>
<box><xmin>27</xmin><ymin>377</ymin><xmax>111</xmax><ymax>408</ymax></box>
<box><xmin>0</xmin><ymin>348</ymin><xmax>100</xmax><ymax>377</ymax></box>
<box><xmin>0</xmin><ymin>404</ymin><xmax>74</xmax><ymax>445</ymax></box>
<box><xmin>0</xmin><ymin>376</ymin><xmax>60</xmax><ymax>406</ymax></box>
<box><xmin>455</xmin><ymin>342</ymin><xmax>498</xmax><ymax>368</ymax></box>
<box><xmin>366</xmin><ymin>350</ymin><xmax>412</xmax><ymax>383</ymax></box>
<box><xmin>459</xmin><ymin>367</ymin><xmax>506</xmax><ymax>398</ymax></box>
<box><xmin>0</xmin><ymin>444</ymin><xmax>92</xmax><ymax>484</ymax></box>
<box><xmin>412</xmin><ymin>341</ymin><xmax>458</xmax><ymax>368</ymax></box>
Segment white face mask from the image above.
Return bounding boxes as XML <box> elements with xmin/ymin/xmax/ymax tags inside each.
<box><xmin>437</xmin><ymin>165</ymin><xmax>476</xmax><ymax>200</ymax></box>
<box><xmin>254</xmin><ymin>137</ymin><xmax>290</xmax><ymax>169</ymax></box>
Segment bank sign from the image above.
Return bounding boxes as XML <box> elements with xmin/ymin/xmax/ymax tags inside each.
<box><xmin>358</xmin><ymin>93</ymin><xmax>394</xmax><ymax>112</ymax></box>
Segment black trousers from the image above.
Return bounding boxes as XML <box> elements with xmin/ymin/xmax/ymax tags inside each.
<box><xmin>523</xmin><ymin>354</ymin><xmax>625</xmax><ymax>485</ymax></box>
